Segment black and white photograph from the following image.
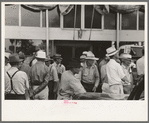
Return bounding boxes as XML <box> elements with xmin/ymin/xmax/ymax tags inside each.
<box><xmin>2</xmin><ymin>2</ymin><xmax>148</xmax><ymax>121</ymax></box>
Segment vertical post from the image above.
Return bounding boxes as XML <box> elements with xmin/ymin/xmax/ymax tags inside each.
<box><xmin>81</xmin><ymin>5</ymin><xmax>85</xmax><ymax>30</ymax></box>
<box><xmin>19</xmin><ymin>4</ymin><xmax>21</xmax><ymax>26</ymax></box>
<box><xmin>40</xmin><ymin>10</ymin><xmax>42</xmax><ymax>27</ymax></box>
<box><xmin>137</xmin><ymin>10</ymin><xmax>139</xmax><ymax>30</ymax></box>
<box><xmin>51</xmin><ymin>40</ymin><xmax>54</xmax><ymax>56</ymax></box>
<box><xmin>116</xmin><ymin>12</ymin><xmax>120</xmax><ymax>49</ymax></box>
<box><xmin>46</xmin><ymin>9</ymin><xmax>49</xmax><ymax>55</ymax></box>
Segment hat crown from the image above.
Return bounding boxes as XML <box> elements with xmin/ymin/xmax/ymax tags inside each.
<box><xmin>120</xmin><ymin>53</ymin><xmax>132</xmax><ymax>59</ymax></box>
<box><xmin>85</xmin><ymin>51</ymin><xmax>99</xmax><ymax>60</ymax></box>
<box><xmin>9</xmin><ymin>54</ymin><xmax>20</xmax><ymax>63</ymax></box>
<box><xmin>106</xmin><ymin>47</ymin><xmax>117</xmax><ymax>54</ymax></box>
<box><xmin>36</xmin><ymin>51</ymin><xmax>46</xmax><ymax>59</ymax></box>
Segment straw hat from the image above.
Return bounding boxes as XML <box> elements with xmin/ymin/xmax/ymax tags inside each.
<box><xmin>106</xmin><ymin>46</ymin><xmax>119</xmax><ymax>57</ymax></box>
<box><xmin>9</xmin><ymin>54</ymin><xmax>23</xmax><ymax>63</ymax></box>
<box><xmin>35</xmin><ymin>51</ymin><xmax>46</xmax><ymax>59</ymax></box>
<box><xmin>119</xmin><ymin>53</ymin><xmax>132</xmax><ymax>59</ymax></box>
<box><xmin>85</xmin><ymin>51</ymin><xmax>99</xmax><ymax>60</ymax></box>
<box><xmin>80</xmin><ymin>54</ymin><xmax>87</xmax><ymax>59</ymax></box>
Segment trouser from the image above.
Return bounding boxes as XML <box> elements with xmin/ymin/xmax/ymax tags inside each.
<box><xmin>48</xmin><ymin>81</ymin><xmax>57</xmax><ymax>100</ymax></box>
<box><xmin>102</xmin><ymin>83</ymin><xmax>111</xmax><ymax>94</ymax></box>
<box><xmin>81</xmin><ymin>81</ymin><xmax>94</xmax><ymax>92</ymax></box>
<box><xmin>5</xmin><ymin>94</ymin><xmax>26</xmax><ymax>100</ymax></box>
<box><xmin>109</xmin><ymin>84</ymin><xmax>124</xmax><ymax>94</ymax></box>
<box><xmin>32</xmin><ymin>86</ymin><xmax>48</xmax><ymax>100</ymax></box>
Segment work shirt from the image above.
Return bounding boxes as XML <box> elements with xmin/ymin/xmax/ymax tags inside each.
<box><xmin>48</xmin><ymin>64</ymin><xmax>59</xmax><ymax>82</ymax></box>
<box><xmin>106</xmin><ymin>59</ymin><xmax>125</xmax><ymax>86</ymax></box>
<box><xmin>5</xmin><ymin>63</ymin><xmax>11</xmax><ymax>72</ymax></box>
<box><xmin>100</xmin><ymin>64</ymin><xmax>108</xmax><ymax>84</ymax></box>
<box><xmin>5</xmin><ymin>67</ymin><xmax>29</xmax><ymax>94</ymax></box>
<box><xmin>121</xmin><ymin>64</ymin><xmax>133</xmax><ymax>83</ymax></box>
<box><xmin>52</xmin><ymin>62</ymin><xmax>65</xmax><ymax>75</ymax></box>
<box><xmin>57</xmin><ymin>70</ymin><xmax>86</xmax><ymax>100</ymax></box>
<box><xmin>29</xmin><ymin>61</ymin><xmax>50</xmax><ymax>84</ymax></box>
<box><xmin>20</xmin><ymin>63</ymin><xmax>31</xmax><ymax>78</ymax></box>
<box><xmin>79</xmin><ymin>64</ymin><xmax>100</xmax><ymax>87</ymax></box>
<box><xmin>136</xmin><ymin>56</ymin><xmax>144</xmax><ymax>75</ymax></box>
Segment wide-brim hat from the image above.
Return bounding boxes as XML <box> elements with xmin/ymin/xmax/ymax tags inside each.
<box><xmin>85</xmin><ymin>51</ymin><xmax>99</xmax><ymax>60</ymax></box>
<box><xmin>106</xmin><ymin>46</ymin><xmax>119</xmax><ymax>57</ymax></box>
<box><xmin>35</xmin><ymin>50</ymin><xmax>46</xmax><ymax>59</ymax></box>
<box><xmin>119</xmin><ymin>53</ymin><xmax>132</xmax><ymax>59</ymax></box>
<box><xmin>9</xmin><ymin>54</ymin><xmax>23</xmax><ymax>63</ymax></box>
<box><xmin>67</xmin><ymin>58</ymin><xmax>81</xmax><ymax>68</ymax></box>
<box><xmin>80</xmin><ymin>54</ymin><xmax>87</xmax><ymax>59</ymax></box>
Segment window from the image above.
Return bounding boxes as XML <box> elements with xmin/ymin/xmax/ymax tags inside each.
<box><xmin>85</xmin><ymin>5</ymin><xmax>102</xmax><ymax>29</ymax></box>
<box><xmin>63</xmin><ymin>5</ymin><xmax>81</xmax><ymax>28</ymax></box>
<box><xmin>139</xmin><ymin>11</ymin><xmax>144</xmax><ymax>30</ymax></box>
<box><xmin>104</xmin><ymin>12</ymin><xmax>116</xmax><ymax>29</ymax></box>
<box><xmin>5</xmin><ymin>5</ymin><xmax>19</xmax><ymax>26</ymax></box>
<box><xmin>122</xmin><ymin>11</ymin><xmax>137</xmax><ymax>30</ymax></box>
<box><xmin>42</xmin><ymin>8</ymin><xmax>60</xmax><ymax>27</ymax></box>
<box><xmin>21</xmin><ymin>6</ymin><xmax>40</xmax><ymax>27</ymax></box>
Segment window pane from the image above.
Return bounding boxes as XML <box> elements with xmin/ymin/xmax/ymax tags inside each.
<box><xmin>122</xmin><ymin>11</ymin><xmax>137</xmax><ymax>30</ymax></box>
<box><xmin>21</xmin><ymin>6</ymin><xmax>40</xmax><ymax>27</ymax></box>
<box><xmin>104</xmin><ymin>12</ymin><xmax>116</xmax><ymax>29</ymax></box>
<box><xmin>85</xmin><ymin>5</ymin><xmax>102</xmax><ymax>29</ymax></box>
<box><xmin>5</xmin><ymin>5</ymin><xmax>19</xmax><ymax>26</ymax></box>
<box><xmin>139</xmin><ymin>11</ymin><xmax>144</xmax><ymax>30</ymax></box>
<box><xmin>64</xmin><ymin>5</ymin><xmax>81</xmax><ymax>28</ymax></box>
<box><xmin>49</xmin><ymin>7</ymin><xmax>60</xmax><ymax>27</ymax></box>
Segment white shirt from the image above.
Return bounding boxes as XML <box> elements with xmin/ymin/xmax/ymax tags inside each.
<box><xmin>106</xmin><ymin>59</ymin><xmax>125</xmax><ymax>86</ymax></box>
<box><xmin>136</xmin><ymin>56</ymin><xmax>144</xmax><ymax>75</ymax></box>
<box><xmin>5</xmin><ymin>67</ymin><xmax>29</xmax><ymax>94</ymax></box>
<box><xmin>48</xmin><ymin>64</ymin><xmax>59</xmax><ymax>82</ymax></box>
<box><xmin>57</xmin><ymin>70</ymin><xmax>86</xmax><ymax>100</ymax></box>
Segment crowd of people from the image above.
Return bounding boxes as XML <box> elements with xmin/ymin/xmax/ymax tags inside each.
<box><xmin>4</xmin><ymin>45</ymin><xmax>145</xmax><ymax>100</ymax></box>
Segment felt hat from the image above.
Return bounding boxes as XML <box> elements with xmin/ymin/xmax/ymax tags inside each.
<box><xmin>53</xmin><ymin>54</ymin><xmax>62</xmax><ymax>59</ymax></box>
<box><xmin>35</xmin><ymin>50</ymin><xmax>46</xmax><ymax>59</ymax></box>
<box><xmin>85</xmin><ymin>51</ymin><xmax>99</xmax><ymax>60</ymax></box>
<box><xmin>9</xmin><ymin>54</ymin><xmax>23</xmax><ymax>63</ymax></box>
<box><xmin>106</xmin><ymin>46</ymin><xmax>119</xmax><ymax>57</ymax></box>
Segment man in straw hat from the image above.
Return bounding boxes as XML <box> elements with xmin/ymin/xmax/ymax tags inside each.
<box><xmin>5</xmin><ymin>54</ymin><xmax>29</xmax><ymax>100</ymax></box>
<box><xmin>119</xmin><ymin>53</ymin><xmax>133</xmax><ymax>94</ymax></box>
<box><xmin>57</xmin><ymin>58</ymin><xmax>86</xmax><ymax>100</ymax></box>
<box><xmin>78</xmin><ymin>51</ymin><xmax>100</xmax><ymax>92</ymax></box>
<box><xmin>29</xmin><ymin>50</ymin><xmax>50</xmax><ymax>100</ymax></box>
<box><xmin>106</xmin><ymin>46</ymin><xmax>129</xmax><ymax>94</ymax></box>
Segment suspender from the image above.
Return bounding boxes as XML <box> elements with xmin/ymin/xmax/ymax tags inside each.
<box><xmin>7</xmin><ymin>70</ymin><xmax>19</xmax><ymax>94</ymax></box>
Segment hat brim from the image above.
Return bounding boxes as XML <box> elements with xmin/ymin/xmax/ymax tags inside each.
<box><xmin>106</xmin><ymin>50</ymin><xmax>119</xmax><ymax>57</ymax></box>
<box><xmin>85</xmin><ymin>57</ymin><xmax>99</xmax><ymax>60</ymax></box>
<box><xmin>36</xmin><ymin>56</ymin><xmax>46</xmax><ymax>59</ymax></box>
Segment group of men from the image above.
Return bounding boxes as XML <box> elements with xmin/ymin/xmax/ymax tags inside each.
<box><xmin>4</xmin><ymin>45</ymin><xmax>144</xmax><ymax>100</ymax></box>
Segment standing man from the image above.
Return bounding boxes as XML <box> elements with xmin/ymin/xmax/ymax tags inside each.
<box><xmin>29</xmin><ymin>51</ymin><xmax>50</xmax><ymax>100</ymax></box>
<box><xmin>136</xmin><ymin>47</ymin><xmax>144</xmax><ymax>76</ymax></box>
<box><xmin>5</xmin><ymin>52</ymin><xmax>11</xmax><ymax>72</ymax></box>
<box><xmin>52</xmin><ymin>54</ymin><xmax>66</xmax><ymax>80</ymax></box>
<box><xmin>79</xmin><ymin>51</ymin><xmax>100</xmax><ymax>92</ymax></box>
<box><xmin>106</xmin><ymin>46</ymin><xmax>129</xmax><ymax>94</ymax></box>
<box><xmin>119</xmin><ymin>53</ymin><xmax>133</xmax><ymax>94</ymax></box>
<box><xmin>5</xmin><ymin>54</ymin><xmax>29</xmax><ymax>100</ymax></box>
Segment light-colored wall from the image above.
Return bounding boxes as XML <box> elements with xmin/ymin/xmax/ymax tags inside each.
<box><xmin>5</xmin><ymin>26</ymin><xmax>144</xmax><ymax>42</ymax></box>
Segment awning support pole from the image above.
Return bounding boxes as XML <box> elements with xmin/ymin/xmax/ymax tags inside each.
<box><xmin>46</xmin><ymin>9</ymin><xmax>49</xmax><ymax>55</ymax></box>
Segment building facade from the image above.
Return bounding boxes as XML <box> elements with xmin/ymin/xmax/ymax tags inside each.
<box><xmin>4</xmin><ymin>4</ymin><xmax>145</xmax><ymax>66</ymax></box>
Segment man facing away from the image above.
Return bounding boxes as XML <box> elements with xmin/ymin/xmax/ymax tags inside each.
<box><xmin>106</xmin><ymin>46</ymin><xmax>129</xmax><ymax>94</ymax></box>
<box><xmin>5</xmin><ymin>54</ymin><xmax>29</xmax><ymax>100</ymax></box>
